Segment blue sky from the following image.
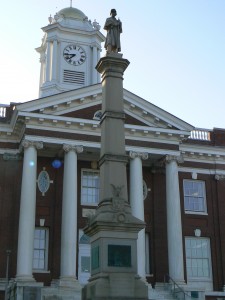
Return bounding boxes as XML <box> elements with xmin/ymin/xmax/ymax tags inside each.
<box><xmin>0</xmin><ymin>0</ymin><xmax>224</xmax><ymax>129</ymax></box>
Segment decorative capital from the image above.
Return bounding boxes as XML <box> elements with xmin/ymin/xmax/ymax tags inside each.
<box><xmin>63</xmin><ymin>144</ymin><xmax>83</xmax><ymax>154</ymax></box>
<box><xmin>215</xmin><ymin>174</ymin><xmax>225</xmax><ymax>181</ymax></box>
<box><xmin>129</xmin><ymin>151</ymin><xmax>148</xmax><ymax>160</ymax></box>
<box><xmin>164</xmin><ymin>155</ymin><xmax>184</xmax><ymax>164</ymax></box>
<box><xmin>96</xmin><ymin>55</ymin><xmax>130</xmax><ymax>79</ymax></box>
<box><xmin>21</xmin><ymin>140</ymin><xmax>43</xmax><ymax>150</ymax></box>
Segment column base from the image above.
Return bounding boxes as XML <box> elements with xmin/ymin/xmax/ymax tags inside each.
<box><xmin>15</xmin><ymin>274</ymin><xmax>36</xmax><ymax>282</ymax></box>
<box><xmin>58</xmin><ymin>276</ymin><xmax>82</xmax><ymax>289</ymax></box>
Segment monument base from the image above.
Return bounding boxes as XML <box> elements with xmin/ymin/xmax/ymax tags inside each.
<box><xmin>41</xmin><ymin>279</ymin><xmax>82</xmax><ymax>300</ymax></box>
<box><xmin>82</xmin><ymin>273</ymin><xmax>148</xmax><ymax>300</ymax></box>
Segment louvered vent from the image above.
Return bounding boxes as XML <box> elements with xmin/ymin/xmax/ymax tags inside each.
<box><xmin>63</xmin><ymin>70</ymin><xmax>85</xmax><ymax>85</ymax></box>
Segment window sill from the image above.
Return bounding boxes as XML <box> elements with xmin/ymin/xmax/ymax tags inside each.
<box><xmin>187</xmin><ymin>277</ymin><xmax>212</xmax><ymax>282</ymax></box>
<box><xmin>33</xmin><ymin>270</ymin><xmax>50</xmax><ymax>274</ymax></box>
<box><xmin>146</xmin><ymin>274</ymin><xmax>154</xmax><ymax>277</ymax></box>
<box><xmin>185</xmin><ymin>211</ymin><xmax>208</xmax><ymax>216</ymax></box>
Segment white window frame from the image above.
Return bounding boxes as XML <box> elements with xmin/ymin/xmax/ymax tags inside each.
<box><xmin>145</xmin><ymin>233</ymin><xmax>150</xmax><ymax>275</ymax></box>
<box><xmin>81</xmin><ymin>169</ymin><xmax>100</xmax><ymax>206</ymax></box>
<box><xmin>183</xmin><ymin>179</ymin><xmax>207</xmax><ymax>214</ymax></box>
<box><xmin>185</xmin><ymin>237</ymin><xmax>212</xmax><ymax>280</ymax></box>
<box><xmin>78</xmin><ymin>229</ymin><xmax>91</xmax><ymax>285</ymax></box>
<box><xmin>33</xmin><ymin>227</ymin><xmax>49</xmax><ymax>272</ymax></box>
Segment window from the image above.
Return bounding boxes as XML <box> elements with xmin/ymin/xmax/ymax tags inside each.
<box><xmin>93</xmin><ymin>110</ymin><xmax>102</xmax><ymax>121</ymax></box>
<box><xmin>33</xmin><ymin>228</ymin><xmax>49</xmax><ymax>271</ymax></box>
<box><xmin>185</xmin><ymin>237</ymin><xmax>211</xmax><ymax>279</ymax></box>
<box><xmin>78</xmin><ymin>230</ymin><xmax>91</xmax><ymax>285</ymax></box>
<box><xmin>81</xmin><ymin>169</ymin><xmax>100</xmax><ymax>205</ymax></box>
<box><xmin>183</xmin><ymin>180</ymin><xmax>207</xmax><ymax>213</ymax></box>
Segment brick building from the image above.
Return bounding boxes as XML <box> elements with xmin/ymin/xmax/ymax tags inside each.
<box><xmin>0</xmin><ymin>5</ymin><xmax>225</xmax><ymax>300</ymax></box>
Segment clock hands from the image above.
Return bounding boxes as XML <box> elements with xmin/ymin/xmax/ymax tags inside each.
<box><xmin>63</xmin><ymin>45</ymin><xmax>86</xmax><ymax>65</ymax></box>
<box><xmin>64</xmin><ymin>53</ymin><xmax>76</xmax><ymax>59</ymax></box>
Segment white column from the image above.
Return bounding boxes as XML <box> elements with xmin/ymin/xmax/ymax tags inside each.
<box><xmin>51</xmin><ymin>39</ymin><xmax>57</xmax><ymax>82</ymax></box>
<box><xmin>45</xmin><ymin>41</ymin><xmax>51</xmax><ymax>82</ymax></box>
<box><xmin>92</xmin><ymin>45</ymin><xmax>98</xmax><ymax>84</ymax></box>
<box><xmin>165</xmin><ymin>155</ymin><xmax>185</xmax><ymax>284</ymax></box>
<box><xmin>39</xmin><ymin>52</ymin><xmax>45</xmax><ymax>88</ymax></box>
<box><xmin>97</xmin><ymin>48</ymin><xmax>101</xmax><ymax>83</ymax></box>
<box><xmin>129</xmin><ymin>151</ymin><xmax>148</xmax><ymax>279</ymax></box>
<box><xmin>16</xmin><ymin>140</ymin><xmax>43</xmax><ymax>281</ymax></box>
<box><xmin>60</xmin><ymin>144</ymin><xmax>83</xmax><ymax>285</ymax></box>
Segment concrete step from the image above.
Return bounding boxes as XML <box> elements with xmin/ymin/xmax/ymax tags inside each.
<box><xmin>148</xmin><ymin>285</ymin><xmax>177</xmax><ymax>300</ymax></box>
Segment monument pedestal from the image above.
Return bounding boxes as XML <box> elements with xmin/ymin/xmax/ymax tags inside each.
<box><xmin>83</xmin><ymin>274</ymin><xmax>148</xmax><ymax>300</ymax></box>
<box><xmin>82</xmin><ymin>197</ymin><xmax>148</xmax><ymax>300</ymax></box>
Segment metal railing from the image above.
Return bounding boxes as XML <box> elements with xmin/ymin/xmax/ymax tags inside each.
<box><xmin>164</xmin><ymin>274</ymin><xmax>195</xmax><ymax>299</ymax></box>
<box><xmin>0</xmin><ymin>105</ymin><xmax>7</xmax><ymax>118</ymax></box>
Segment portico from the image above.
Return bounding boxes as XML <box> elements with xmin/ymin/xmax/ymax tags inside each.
<box><xmin>15</xmin><ymin>135</ymin><xmax>186</xmax><ymax>286</ymax></box>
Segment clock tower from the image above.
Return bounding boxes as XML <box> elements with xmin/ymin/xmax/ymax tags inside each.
<box><xmin>36</xmin><ymin>6</ymin><xmax>105</xmax><ymax>98</ymax></box>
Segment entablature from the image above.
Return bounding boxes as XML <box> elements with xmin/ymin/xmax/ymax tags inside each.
<box><xmin>180</xmin><ymin>144</ymin><xmax>225</xmax><ymax>164</ymax></box>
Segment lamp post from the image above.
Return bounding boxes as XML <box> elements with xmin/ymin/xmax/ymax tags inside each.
<box><xmin>4</xmin><ymin>250</ymin><xmax>11</xmax><ymax>300</ymax></box>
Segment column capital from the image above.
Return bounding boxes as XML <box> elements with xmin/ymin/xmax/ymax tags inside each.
<box><xmin>63</xmin><ymin>144</ymin><xmax>83</xmax><ymax>154</ymax></box>
<box><xmin>21</xmin><ymin>139</ymin><xmax>43</xmax><ymax>150</ymax></box>
<box><xmin>164</xmin><ymin>155</ymin><xmax>184</xmax><ymax>164</ymax></box>
<box><xmin>215</xmin><ymin>174</ymin><xmax>225</xmax><ymax>181</ymax></box>
<box><xmin>96</xmin><ymin>55</ymin><xmax>130</xmax><ymax>81</ymax></box>
<box><xmin>129</xmin><ymin>151</ymin><xmax>148</xmax><ymax>160</ymax></box>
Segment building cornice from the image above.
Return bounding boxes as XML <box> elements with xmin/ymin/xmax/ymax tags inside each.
<box><xmin>180</xmin><ymin>144</ymin><xmax>225</xmax><ymax>163</ymax></box>
<box><xmin>123</xmin><ymin>89</ymin><xmax>194</xmax><ymax>131</ymax></box>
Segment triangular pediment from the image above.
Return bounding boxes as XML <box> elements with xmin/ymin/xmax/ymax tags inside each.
<box><xmin>15</xmin><ymin>84</ymin><xmax>193</xmax><ymax>131</ymax></box>
<box><xmin>1</xmin><ymin>84</ymin><xmax>194</xmax><ymax>145</ymax></box>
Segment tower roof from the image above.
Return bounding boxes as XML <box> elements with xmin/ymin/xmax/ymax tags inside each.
<box><xmin>58</xmin><ymin>7</ymin><xmax>87</xmax><ymax>20</ymax></box>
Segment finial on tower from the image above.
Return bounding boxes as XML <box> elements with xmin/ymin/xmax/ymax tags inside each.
<box><xmin>70</xmin><ymin>0</ymin><xmax>72</xmax><ymax>7</ymax></box>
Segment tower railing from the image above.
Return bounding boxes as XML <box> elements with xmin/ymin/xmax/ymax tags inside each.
<box><xmin>189</xmin><ymin>129</ymin><xmax>211</xmax><ymax>141</ymax></box>
<box><xmin>0</xmin><ymin>105</ymin><xmax>8</xmax><ymax>118</ymax></box>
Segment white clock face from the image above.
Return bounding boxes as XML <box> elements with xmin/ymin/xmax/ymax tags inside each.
<box><xmin>63</xmin><ymin>44</ymin><xmax>86</xmax><ymax>66</ymax></box>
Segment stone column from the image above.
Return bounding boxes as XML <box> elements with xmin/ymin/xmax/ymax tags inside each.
<box><xmin>60</xmin><ymin>144</ymin><xmax>83</xmax><ymax>286</ymax></box>
<box><xmin>16</xmin><ymin>140</ymin><xmax>43</xmax><ymax>281</ymax></box>
<box><xmin>129</xmin><ymin>151</ymin><xmax>148</xmax><ymax>279</ymax></box>
<box><xmin>97</xmin><ymin>55</ymin><xmax>130</xmax><ymax>202</ymax></box>
<box><xmin>39</xmin><ymin>52</ymin><xmax>46</xmax><ymax>89</ymax></box>
<box><xmin>165</xmin><ymin>155</ymin><xmax>185</xmax><ymax>284</ymax></box>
